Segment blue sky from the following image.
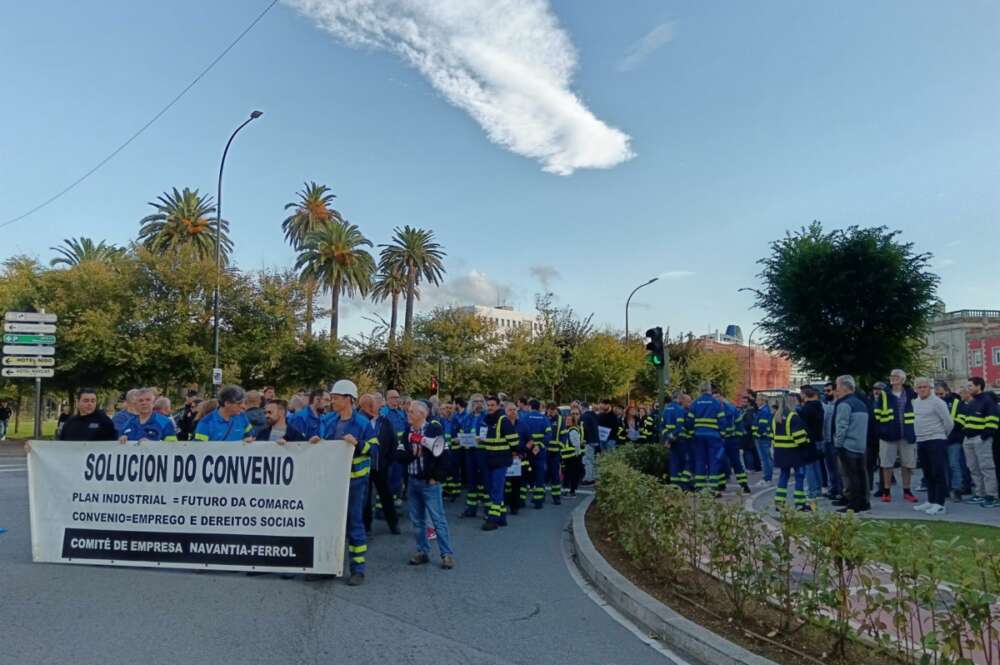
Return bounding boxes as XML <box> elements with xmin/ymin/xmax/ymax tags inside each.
<box><xmin>1</xmin><ymin>0</ymin><xmax>997</xmax><ymax>341</ymax></box>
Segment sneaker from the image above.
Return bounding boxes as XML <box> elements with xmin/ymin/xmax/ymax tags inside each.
<box><xmin>754</xmin><ymin>479</ymin><xmax>771</xmax><ymax>488</ymax></box>
<box><xmin>426</xmin><ymin>527</ymin><xmax>437</xmax><ymax>541</ymax></box>
<box><xmin>408</xmin><ymin>553</ymin><xmax>429</xmax><ymax>566</ymax></box>
<box><xmin>347</xmin><ymin>573</ymin><xmax>365</xmax><ymax>586</ymax></box>
<box><xmin>982</xmin><ymin>497</ymin><xmax>997</xmax><ymax>508</ymax></box>
<box><xmin>967</xmin><ymin>495</ymin><xmax>985</xmax><ymax>504</ymax></box>
<box><xmin>924</xmin><ymin>504</ymin><xmax>946</xmax><ymax>515</ymax></box>
<box><xmin>881</xmin><ymin>492</ymin><xmax>892</xmax><ymax>503</ymax></box>
<box><xmin>903</xmin><ymin>490</ymin><xmax>918</xmax><ymax>503</ymax></box>
<box><xmin>440</xmin><ymin>555</ymin><xmax>454</xmax><ymax>570</ymax></box>
<box><xmin>913</xmin><ymin>502</ymin><xmax>932</xmax><ymax>512</ymax></box>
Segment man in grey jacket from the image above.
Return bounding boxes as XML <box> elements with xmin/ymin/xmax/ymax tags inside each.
<box><xmin>833</xmin><ymin>375</ymin><xmax>871</xmax><ymax>513</ymax></box>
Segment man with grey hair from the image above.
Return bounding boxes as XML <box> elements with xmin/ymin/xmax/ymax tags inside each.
<box><xmin>244</xmin><ymin>390</ymin><xmax>266</xmax><ymax>432</ymax></box>
<box><xmin>117</xmin><ymin>388</ymin><xmax>178</xmax><ymax>443</ymax></box>
<box><xmin>833</xmin><ymin>375</ymin><xmax>870</xmax><ymax>513</ymax></box>
<box><xmin>873</xmin><ymin>369</ymin><xmax>918</xmax><ymax>503</ymax></box>
<box><xmin>112</xmin><ymin>388</ymin><xmax>141</xmax><ymax>433</ymax></box>
<box><xmin>911</xmin><ymin>377</ymin><xmax>953</xmax><ymax>514</ymax></box>
<box><xmin>194</xmin><ymin>385</ymin><xmax>254</xmax><ymax>441</ymax></box>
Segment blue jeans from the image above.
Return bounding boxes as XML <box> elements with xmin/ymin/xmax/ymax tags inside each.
<box><xmin>347</xmin><ymin>476</ymin><xmax>369</xmax><ymax>574</ymax></box>
<box><xmin>407</xmin><ymin>478</ymin><xmax>453</xmax><ymax>557</ymax></box>
<box><xmin>804</xmin><ymin>461</ymin><xmax>823</xmax><ymax>498</ymax></box>
<box><xmin>756</xmin><ymin>439</ymin><xmax>773</xmax><ymax>481</ymax></box>
<box><xmin>824</xmin><ymin>442</ymin><xmax>843</xmax><ymax>497</ymax></box>
<box><xmin>947</xmin><ymin>443</ymin><xmax>967</xmax><ymax>491</ymax></box>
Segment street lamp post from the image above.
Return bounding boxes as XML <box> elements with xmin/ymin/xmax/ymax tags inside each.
<box><xmin>625</xmin><ymin>277</ymin><xmax>659</xmax><ymax>342</ymax></box>
<box><xmin>625</xmin><ymin>276</ymin><xmax>659</xmax><ymax>403</ymax></box>
<box><xmin>212</xmin><ymin>110</ymin><xmax>263</xmax><ymax>394</ymax></box>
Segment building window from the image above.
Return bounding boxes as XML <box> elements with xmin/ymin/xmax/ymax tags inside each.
<box><xmin>971</xmin><ymin>349</ymin><xmax>983</xmax><ymax>367</ymax></box>
<box><xmin>939</xmin><ymin>356</ymin><xmax>949</xmax><ymax>371</ymax></box>
<box><xmin>993</xmin><ymin>347</ymin><xmax>1000</xmax><ymax>366</ymax></box>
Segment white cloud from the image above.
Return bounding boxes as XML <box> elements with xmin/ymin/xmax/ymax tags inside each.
<box><xmin>418</xmin><ymin>270</ymin><xmax>513</xmax><ymax>309</ymax></box>
<box><xmin>289</xmin><ymin>0</ymin><xmax>635</xmax><ymax>175</ymax></box>
<box><xmin>658</xmin><ymin>270</ymin><xmax>694</xmax><ymax>279</ymax></box>
<box><xmin>617</xmin><ymin>21</ymin><xmax>675</xmax><ymax>72</ymax></box>
<box><xmin>529</xmin><ymin>264</ymin><xmax>560</xmax><ymax>288</ymax></box>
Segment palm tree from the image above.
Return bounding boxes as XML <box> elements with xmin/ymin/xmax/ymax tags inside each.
<box><xmin>379</xmin><ymin>226</ymin><xmax>446</xmax><ymax>340</ymax></box>
<box><xmin>138</xmin><ymin>187</ymin><xmax>231</xmax><ymax>261</ymax></box>
<box><xmin>282</xmin><ymin>182</ymin><xmax>344</xmax><ymax>339</ymax></box>
<box><xmin>294</xmin><ymin>220</ymin><xmax>375</xmax><ymax>343</ymax></box>
<box><xmin>49</xmin><ymin>237</ymin><xmax>123</xmax><ymax>267</ymax></box>
<box><xmin>370</xmin><ymin>259</ymin><xmax>413</xmax><ymax>345</ymax></box>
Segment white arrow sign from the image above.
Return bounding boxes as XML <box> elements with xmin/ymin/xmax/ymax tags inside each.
<box><xmin>4</xmin><ymin>312</ymin><xmax>57</xmax><ymax>323</ymax></box>
<box><xmin>1</xmin><ymin>367</ymin><xmax>54</xmax><ymax>378</ymax></box>
<box><xmin>3</xmin><ymin>345</ymin><xmax>56</xmax><ymax>356</ymax></box>
<box><xmin>4</xmin><ymin>322</ymin><xmax>57</xmax><ymax>334</ymax></box>
<box><xmin>2</xmin><ymin>356</ymin><xmax>55</xmax><ymax>367</ymax></box>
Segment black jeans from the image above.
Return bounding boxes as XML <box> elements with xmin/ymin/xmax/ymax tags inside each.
<box><xmin>917</xmin><ymin>439</ymin><xmax>948</xmax><ymax>506</ymax></box>
<box><xmin>564</xmin><ymin>456</ymin><xmax>584</xmax><ymax>492</ymax></box>
<box><xmin>364</xmin><ymin>462</ymin><xmax>398</xmax><ymax>531</ymax></box>
<box><xmin>840</xmin><ymin>449</ymin><xmax>870</xmax><ymax>512</ymax></box>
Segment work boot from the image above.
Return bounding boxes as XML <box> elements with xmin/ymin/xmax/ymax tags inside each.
<box><xmin>347</xmin><ymin>573</ymin><xmax>365</xmax><ymax>586</ymax></box>
<box><xmin>408</xmin><ymin>553</ymin><xmax>429</xmax><ymax>566</ymax></box>
<box><xmin>461</xmin><ymin>508</ymin><xmax>477</xmax><ymax>518</ymax></box>
<box><xmin>741</xmin><ymin>483</ymin><xmax>751</xmax><ymax>494</ymax></box>
<box><xmin>481</xmin><ymin>521</ymin><xmax>498</xmax><ymax>532</ymax></box>
<box><xmin>440</xmin><ymin>555</ymin><xmax>454</xmax><ymax>570</ymax></box>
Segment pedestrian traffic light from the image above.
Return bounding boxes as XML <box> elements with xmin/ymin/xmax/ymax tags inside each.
<box><xmin>645</xmin><ymin>327</ymin><xmax>665</xmax><ymax>366</ymax></box>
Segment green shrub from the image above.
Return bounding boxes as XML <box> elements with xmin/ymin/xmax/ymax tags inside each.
<box><xmin>615</xmin><ymin>443</ymin><xmax>669</xmax><ymax>481</ymax></box>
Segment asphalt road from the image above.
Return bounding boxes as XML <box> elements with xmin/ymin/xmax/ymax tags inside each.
<box><xmin>0</xmin><ymin>447</ymin><xmax>684</xmax><ymax>665</ymax></box>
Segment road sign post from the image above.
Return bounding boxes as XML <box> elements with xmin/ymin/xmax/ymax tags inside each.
<box><xmin>3</xmin><ymin>311</ymin><xmax>58</xmax><ymax>439</ymax></box>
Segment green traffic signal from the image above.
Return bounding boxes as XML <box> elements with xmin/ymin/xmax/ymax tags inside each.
<box><xmin>645</xmin><ymin>326</ymin><xmax>665</xmax><ymax>367</ymax></box>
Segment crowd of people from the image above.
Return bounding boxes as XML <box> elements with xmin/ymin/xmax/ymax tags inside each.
<box><xmin>47</xmin><ymin>367</ymin><xmax>1000</xmax><ymax>585</ymax></box>
<box><xmin>657</xmin><ymin>371</ymin><xmax>999</xmax><ymax>516</ymax></box>
<box><xmin>54</xmin><ymin>382</ymin><xmax>623</xmax><ymax>585</ymax></box>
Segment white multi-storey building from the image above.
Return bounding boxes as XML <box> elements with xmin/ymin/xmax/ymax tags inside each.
<box><xmin>462</xmin><ymin>305</ymin><xmax>542</xmax><ymax>336</ymax></box>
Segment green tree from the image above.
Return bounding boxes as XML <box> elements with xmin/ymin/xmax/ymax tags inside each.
<box><xmin>414</xmin><ymin>307</ymin><xmax>496</xmax><ymax>395</ymax></box>
<box><xmin>378</xmin><ymin>226</ymin><xmax>446</xmax><ymax>340</ymax></box>
<box><xmin>138</xmin><ymin>187</ymin><xmax>231</xmax><ymax>261</ymax></box>
<box><xmin>49</xmin><ymin>238</ymin><xmax>124</xmax><ymax>267</ymax></box>
<box><xmin>563</xmin><ymin>332</ymin><xmax>644</xmax><ymax>402</ymax></box>
<box><xmin>282</xmin><ymin>182</ymin><xmax>343</xmax><ymax>339</ymax></box>
<box><xmin>295</xmin><ymin>220</ymin><xmax>375</xmax><ymax>343</ymax></box>
<box><xmin>752</xmin><ymin>223</ymin><xmax>938</xmax><ymax>385</ymax></box>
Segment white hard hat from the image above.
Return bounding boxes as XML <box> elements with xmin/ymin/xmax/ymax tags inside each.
<box><xmin>330</xmin><ymin>379</ymin><xmax>358</xmax><ymax>400</ymax></box>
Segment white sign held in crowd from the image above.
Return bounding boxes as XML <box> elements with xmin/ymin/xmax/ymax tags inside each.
<box><xmin>27</xmin><ymin>439</ymin><xmax>354</xmax><ymax>575</ymax></box>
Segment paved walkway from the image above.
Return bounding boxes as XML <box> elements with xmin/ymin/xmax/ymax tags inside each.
<box><xmin>746</xmin><ymin>466</ymin><xmax>1000</xmax><ymax>527</ymax></box>
<box><xmin>0</xmin><ymin>457</ymin><xmax>683</xmax><ymax>665</ymax></box>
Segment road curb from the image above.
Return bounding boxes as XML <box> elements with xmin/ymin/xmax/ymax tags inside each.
<box><xmin>569</xmin><ymin>494</ymin><xmax>778</xmax><ymax>665</ymax></box>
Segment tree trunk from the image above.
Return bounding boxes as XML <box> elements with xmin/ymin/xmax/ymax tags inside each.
<box><xmin>389</xmin><ymin>290</ymin><xmax>399</xmax><ymax>344</ymax></box>
<box><xmin>330</xmin><ymin>276</ymin><xmax>341</xmax><ymax>343</ymax></box>
<box><xmin>403</xmin><ymin>268</ymin><xmax>416</xmax><ymax>340</ymax></box>
<box><xmin>304</xmin><ymin>276</ymin><xmax>315</xmax><ymax>339</ymax></box>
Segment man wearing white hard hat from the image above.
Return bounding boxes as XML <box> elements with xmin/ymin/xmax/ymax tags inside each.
<box><xmin>317</xmin><ymin>379</ymin><xmax>378</xmax><ymax>586</ymax></box>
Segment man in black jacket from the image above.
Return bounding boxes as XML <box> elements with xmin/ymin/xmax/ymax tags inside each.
<box><xmin>58</xmin><ymin>388</ymin><xmax>117</xmax><ymax>441</ymax></box>
<box><xmin>361</xmin><ymin>393</ymin><xmax>400</xmax><ymax>535</ymax></box>
<box><xmin>396</xmin><ymin>401</ymin><xmax>454</xmax><ymax>569</ymax></box>
<box><xmin>799</xmin><ymin>386</ymin><xmax>825</xmax><ymax>501</ymax></box>
<box><xmin>254</xmin><ymin>400</ymin><xmax>306</xmax><ymax>442</ymax></box>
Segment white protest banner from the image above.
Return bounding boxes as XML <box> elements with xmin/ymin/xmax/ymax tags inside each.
<box><xmin>27</xmin><ymin>439</ymin><xmax>354</xmax><ymax>575</ymax></box>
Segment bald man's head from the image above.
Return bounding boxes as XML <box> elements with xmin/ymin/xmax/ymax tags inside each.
<box><xmin>358</xmin><ymin>393</ymin><xmax>376</xmax><ymax>417</ymax></box>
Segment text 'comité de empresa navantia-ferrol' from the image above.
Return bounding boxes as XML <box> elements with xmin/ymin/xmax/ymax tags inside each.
<box><xmin>82</xmin><ymin>453</ymin><xmax>295</xmax><ymax>486</ymax></box>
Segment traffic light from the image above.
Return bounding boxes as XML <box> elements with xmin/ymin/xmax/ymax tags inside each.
<box><xmin>645</xmin><ymin>327</ymin><xmax>665</xmax><ymax>367</ymax></box>
<box><xmin>430</xmin><ymin>375</ymin><xmax>439</xmax><ymax>393</ymax></box>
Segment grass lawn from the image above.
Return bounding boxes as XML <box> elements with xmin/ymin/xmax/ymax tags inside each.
<box><xmin>4</xmin><ymin>419</ymin><xmax>59</xmax><ymax>439</ymax></box>
<box><xmin>864</xmin><ymin>518</ymin><xmax>1000</xmax><ymax>590</ymax></box>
